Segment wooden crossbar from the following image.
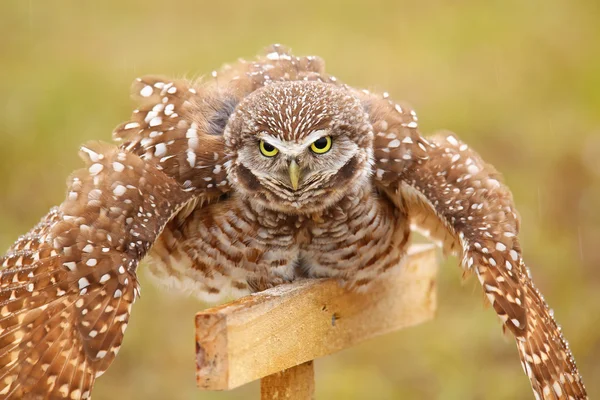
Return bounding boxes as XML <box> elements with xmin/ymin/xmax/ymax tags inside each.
<box><xmin>195</xmin><ymin>244</ymin><xmax>438</xmax><ymax>398</ymax></box>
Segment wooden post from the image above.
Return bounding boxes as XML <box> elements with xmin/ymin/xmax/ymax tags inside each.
<box><xmin>261</xmin><ymin>361</ymin><xmax>315</xmax><ymax>400</ymax></box>
<box><xmin>195</xmin><ymin>244</ymin><xmax>438</xmax><ymax>395</ymax></box>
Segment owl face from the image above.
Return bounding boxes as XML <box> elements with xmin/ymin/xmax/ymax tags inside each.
<box><xmin>225</xmin><ymin>81</ymin><xmax>374</xmax><ymax>214</ymax></box>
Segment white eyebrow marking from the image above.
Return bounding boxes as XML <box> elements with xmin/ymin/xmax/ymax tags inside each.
<box><xmin>260</xmin><ymin>130</ymin><xmax>329</xmax><ymax>156</ymax></box>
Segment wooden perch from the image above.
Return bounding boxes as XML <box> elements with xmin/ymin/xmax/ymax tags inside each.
<box><xmin>195</xmin><ymin>244</ymin><xmax>438</xmax><ymax>397</ymax></box>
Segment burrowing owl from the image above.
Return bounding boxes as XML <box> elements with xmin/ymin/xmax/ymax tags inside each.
<box><xmin>0</xmin><ymin>45</ymin><xmax>587</xmax><ymax>399</ymax></box>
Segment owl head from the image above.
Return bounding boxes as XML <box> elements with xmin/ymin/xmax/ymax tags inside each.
<box><xmin>224</xmin><ymin>81</ymin><xmax>374</xmax><ymax>214</ymax></box>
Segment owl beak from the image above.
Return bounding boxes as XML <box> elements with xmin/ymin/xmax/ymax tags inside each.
<box><xmin>288</xmin><ymin>160</ymin><xmax>301</xmax><ymax>191</ymax></box>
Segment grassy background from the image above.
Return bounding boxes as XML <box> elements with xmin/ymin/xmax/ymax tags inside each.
<box><xmin>1</xmin><ymin>0</ymin><xmax>599</xmax><ymax>398</ymax></box>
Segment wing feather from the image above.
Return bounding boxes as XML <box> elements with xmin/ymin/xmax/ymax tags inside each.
<box><xmin>0</xmin><ymin>142</ymin><xmax>194</xmax><ymax>398</ymax></box>
<box><xmin>367</xmin><ymin>92</ymin><xmax>587</xmax><ymax>399</ymax></box>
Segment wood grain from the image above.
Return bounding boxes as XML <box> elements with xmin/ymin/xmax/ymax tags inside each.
<box><xmin>195</xmin><ymin>244</ymin><xmax>438</xmax><ymax>390</ymax></box>
<box><xmin>260</xmin><ymin>361</ymin><xmax>315</xmax><ymax>400</ymax></box>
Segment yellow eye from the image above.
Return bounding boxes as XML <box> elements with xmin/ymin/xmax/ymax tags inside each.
<box><xmin>310</xmin><ymin>136</ymin><xmax>332</xmax><ymax>154</ymax></box>
<box><xmin>259</xmin><ymin>140</ymin><xmax>279</xmax><ymax>157</ymax></box>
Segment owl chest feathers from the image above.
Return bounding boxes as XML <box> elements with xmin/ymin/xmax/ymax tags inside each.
<box><xmin>147</xmin><ymin>185</ymin><xmax>410</xmax><ymax>302</ymax></box>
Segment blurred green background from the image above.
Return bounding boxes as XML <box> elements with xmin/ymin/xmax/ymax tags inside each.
<box><xmin>1</xmin><ymin>0</ymin><xmax>599</xmax><ymax>399</ymax></box>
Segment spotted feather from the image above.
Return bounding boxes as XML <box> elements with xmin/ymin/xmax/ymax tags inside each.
<box><xmin>0</xmin><ymin>45</ymin><xmax>587</xmax><ymax>400</ymax></box>
<box><xmin>0</xmin><ymin>140</ymin><xmax>199</xmax><ymax>398</ymax></box>
<box><xmin>364</xmin><ymin>91</ymin><xmax>587</xmax><ymax>399</ymax></box>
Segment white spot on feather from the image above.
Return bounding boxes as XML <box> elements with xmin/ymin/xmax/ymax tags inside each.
<box><xmin>112</xmin><ymin>162</ymin><xmax>125</xmax><ymax>172</ymax></box>
<box><xmin>124</xmin><ymin>122</ymin><xmax>140</xmax><ymax>130</ymax></box>
<box><xmin>113</xmin><ymin>185</ymin><xmax>127</xmax><ymax>197</ymax></box>
<box><xmin>78</xmin><ymin>278</ymin><xmax>90</xmax><ymax>289</ymax></box>
<box><xmin>446</xmin><ymin>135</ymin><xmax>459</xmax><ymax>146</ymax></box>
<box><xmin>154</xmin><ymin>143</ymin><xmax>167</xmax><ymax>157</ymax></box>
<box><xmin>140</xmin><ymin>85</ymin><xmax>153</xmax><ymax>97</ymax></box>
<box><xmin>388</xmin><ymin>139</ymin><xmax>401</xmax><ymax>148</ymax></box>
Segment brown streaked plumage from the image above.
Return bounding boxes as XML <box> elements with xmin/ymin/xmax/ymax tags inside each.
<box><xmin>0</xmin><ymin>45</ymin><xmax>587</xmax><ymax>399</ymax></box>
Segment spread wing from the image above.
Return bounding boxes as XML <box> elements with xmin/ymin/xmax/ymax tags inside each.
<box><xmin>365</xmin><ymin>92</ymin><xmax>587</xmax><ymax>399</ymax></box>
<box><xmin>0</xmin><ymin>144</ymin><xmax>192</xmax><ymax>399</ymax></box>
<box><xmin>0</xmin><ymin>76</ymin><xmax>232</xmax><ymax>398</ymax></box>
